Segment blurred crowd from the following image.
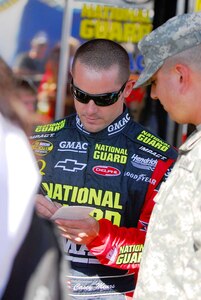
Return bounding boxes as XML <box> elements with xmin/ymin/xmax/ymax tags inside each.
<box><xmin>12</xmin><ymin>32</ymin><xmax>81</xmax><ymax>123</ymax></box>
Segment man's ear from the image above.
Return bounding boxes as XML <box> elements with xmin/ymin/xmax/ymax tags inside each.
<box><xmin>124</xmin><ymin>80</ymin><xmax>135</xmax><ymax>98</ymax></box>
<box><xmin>175</xmin><ymin>64</ymin><xmax>190</xmax><ymax>93</ymax></box>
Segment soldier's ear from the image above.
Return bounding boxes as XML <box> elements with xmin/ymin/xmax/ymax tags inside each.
<box><xmin>175</xmin><ymin>64</ymin><xmax>190</xmax><ymax>93</ymax></box>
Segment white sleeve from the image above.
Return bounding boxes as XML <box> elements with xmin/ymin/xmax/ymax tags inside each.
<box><xmin>0</xmin><ymin>114</ymin><xmax>40</xmax><ymax>297</ymax></box>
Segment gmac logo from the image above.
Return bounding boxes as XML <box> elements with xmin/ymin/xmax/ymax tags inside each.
<box><xmin>55</xmin><ymin>159</ymin><xmax>87</xmax><ymax>172</ymax></box>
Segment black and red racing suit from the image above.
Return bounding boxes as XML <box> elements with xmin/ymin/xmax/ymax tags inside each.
<box><xmin>30</xmin><ymin>108</ymin><xmax>177</xmax><ymax>299</ymax></box>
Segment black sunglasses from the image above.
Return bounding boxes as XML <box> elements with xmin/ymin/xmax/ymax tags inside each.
<box><xmin>70</xmin><ymin>79</ymin><xmax>127</xmax><ymax>107</ymax></box>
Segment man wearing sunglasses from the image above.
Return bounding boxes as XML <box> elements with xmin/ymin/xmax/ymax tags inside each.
<box><xmin>31</xmin><ymin>39</ymin><xmax>177</xmax><ymax>299</ymax></box>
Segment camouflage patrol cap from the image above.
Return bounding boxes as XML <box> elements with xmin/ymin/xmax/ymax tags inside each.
<box><xmin>134</xmin><ymin>12</ymin><xmax>201</xmax><ymax>89</ymax></box>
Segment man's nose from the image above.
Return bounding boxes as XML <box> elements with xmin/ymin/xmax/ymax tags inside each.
<box><xmin>86</xmin><ymin>99</ymin><xmax>98</xmax><ymax>113</ymax></box>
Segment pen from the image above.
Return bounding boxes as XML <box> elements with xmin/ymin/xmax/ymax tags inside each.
<box><xmin>39</xmin><ymin>185</ymin><xmax>53</xmax><ymax>203</ymax></box>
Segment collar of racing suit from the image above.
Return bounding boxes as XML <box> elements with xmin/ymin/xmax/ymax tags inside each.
<box><xmin>75</xmin><ymin>106</ymin><xmax>132</xmax><ymax>138</ymax></box>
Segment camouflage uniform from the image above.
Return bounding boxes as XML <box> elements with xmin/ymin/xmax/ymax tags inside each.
<box><xmin>134</xmin><ymin>126</ymin><xmax>201</xmax><ymax>300</ymax></box>
<box><xmin>134</xmin><ymin>12</ymin><xmax>201</xmax><ymax>89</ymax></box>
<box><xmin>133</xmin><ymin>11</ymin><xmax>201</xmax><ymax>300</ymax></box>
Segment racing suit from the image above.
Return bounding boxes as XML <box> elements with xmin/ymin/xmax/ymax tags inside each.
<box><xmin>30</xmin><ymin>108</ymin><xmax>177</xmax><ymax>299</ymax></box>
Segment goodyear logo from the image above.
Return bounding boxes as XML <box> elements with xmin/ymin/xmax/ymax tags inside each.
<box><xmin>0</xmin><ymin>0</ymin><xmax>19</xmax><ymax>11</ymax></box>
<box><xmin>34</xmin><ymin>119</ymin><xmax>66</xmax><ymax>133</ymax></box>
<box><xmin>137</xmin><ymin>130</ymin><xmax>170</xmax><ymax>152</ymax></box>
<box><xmin>32</xmin><ymin>140</ymin><xmax>53</xmax><ymax>156</ymax></box>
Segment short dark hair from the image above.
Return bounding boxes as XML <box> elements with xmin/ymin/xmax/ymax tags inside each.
<box><xmin>72</xmin><ymin>39</ymin><xmax>130</xmax><ymax>84</ymax></box>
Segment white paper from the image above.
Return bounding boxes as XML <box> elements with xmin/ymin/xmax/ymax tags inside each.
<box><xmin>51</xmin><ymin>206</ymin><xmax>95</xmax><ymax>220</ymax></box>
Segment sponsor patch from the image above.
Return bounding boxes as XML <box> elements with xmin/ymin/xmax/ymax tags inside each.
<box><xmin>30</xmin><ymin>133</ymin><xmax>55</xmax><ymax>139</ymax></box>
<box><xmin>34</xmin><ymin>119</ymin><xmax>66</xmax><ymax>133</ymax></box>
<box><xmin>108</xmin><ymin>113</ymin><xmax>130</xmax><ymax>135</ymax></box>
<box><xmin>94</xmin><ymin>143</ymin><xmax>128</xmax><ymax>164</ymax></box>
<box><xmin>55</xmin><ymin>159</ymin><xmax>87</xmax><ymax>172</ymax></box>
<box><xmin>93</xmin><ymin>166</ymin><xmax>121</xmax><ymax>176</ymax></box>
<box><xmin>131</xmin><ymin>154</ymin><xmax>157</xmax><ymax>171</ymax></box>
<box><xmin>139</xmin><ymin>145</ymin><xmax>167</xmax><ymax>160</ymax></box>
<box><xmin>58</xmin><ymin>141</ymin><xmax>88</xmax><ymax>153</ymax></box>
<box><xmin>137</xmin><ymin>130</ymin><xmax>170</xmax><ymax>152</ymax></box>
<box><xmin>124</xmin><ymin>172</ymin><xmax>156</xmax><ymax>185</ymax></box>
<box><xmin>31</xmin><ymin>140</ymin><xmax>53</xmax><ymax>156</ymax></box>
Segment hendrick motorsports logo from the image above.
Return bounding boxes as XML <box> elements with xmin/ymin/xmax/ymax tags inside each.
<box><xmin>55</xmin><ymin>159</ymin><xmax>87</xmax><ymax>172</ymax></box>
<box><xmin>131</xmin><ymin>154</ymin><xmax>157</xmax><ymax>171</ymax></box>
<box><xmin>0</xmin><ymin>0</ymin><xmax>19</xmax><ymax>11</ymax></box>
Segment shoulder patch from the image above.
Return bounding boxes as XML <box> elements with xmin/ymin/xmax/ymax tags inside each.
<box><xmin>136</xmin><ymin>130</ymin><xmax>170</xmax><ymax>152</ymax></box>
<box><xmin>34</xmin><ymin>119</ymin><xmax>66</xmax><ymax>133</ymax></box>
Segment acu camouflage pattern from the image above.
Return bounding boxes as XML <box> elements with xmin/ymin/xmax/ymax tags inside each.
<box><xmin>134</xmin><ymin>12</ymin><xmax>201</xmax><ymax>88</ymax></box>
<box><xmin>134</xmin><ymin>126</ymin><xmax>201</xmax><ymax>300</ymax></box>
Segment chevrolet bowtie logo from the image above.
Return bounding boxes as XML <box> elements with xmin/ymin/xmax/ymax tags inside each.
<box><xmin>55</xmin><ymin>159</ymin><xmax>87</xmax><ymax>172</ymax></box>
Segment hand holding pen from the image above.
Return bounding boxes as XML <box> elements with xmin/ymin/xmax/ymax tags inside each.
<box><xmin>39</xmin><ymin>185</ymin><xmax>53</xmax><ymax>203</ymax></box>
<box><xmin>36</xmin><ymin>185</ymin><xmax>62</xmax><ymax>219</ymax></box>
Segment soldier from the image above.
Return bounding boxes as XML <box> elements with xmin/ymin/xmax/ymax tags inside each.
<box><xmin>133</xmin><ymin>12</ymin><xmax>201</xmax><ymax>300</ymax></box>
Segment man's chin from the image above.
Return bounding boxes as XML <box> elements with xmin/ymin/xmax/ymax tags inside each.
<box><xmin>83</xmin><ymin>122</ymin><xmax>104</xmax><ymax>133</ymax></box>
<box><xmin>84</xmin><ymin>125</ymin><xmax>100</xmax><ymax>133</ymax></box>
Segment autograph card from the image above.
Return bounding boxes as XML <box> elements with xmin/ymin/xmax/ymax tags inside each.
<box><xmin>51</xmin><ymin>206</ymin><xmax>95</xmax><ymax>220</ymax></box>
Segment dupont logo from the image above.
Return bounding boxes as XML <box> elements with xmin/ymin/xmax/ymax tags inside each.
<box><xmin>93</xmin><ymin>166</ymin><xmax>121</xmax><ymax>176</ymax></box>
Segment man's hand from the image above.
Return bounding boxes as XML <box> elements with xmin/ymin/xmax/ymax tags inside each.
<box><xmin>35</xmin><ymin>194</ymin><xmax>61</xmax><ymax>219</ymax></box>
<box><xmin>55</xmin><ymin>217</ymin><xmax>100</xmax><ymax>245</ymax></box>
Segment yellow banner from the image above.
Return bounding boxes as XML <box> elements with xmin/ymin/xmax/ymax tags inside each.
<box><xmin>195</xmin><ymin>0</ymin><xmax>201</xmax><ymax>11</ymax></box>
<box><xmin>80</xmin><ymin>4</ymin><xmax>153</xmax><ymax>43</ymax></box>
